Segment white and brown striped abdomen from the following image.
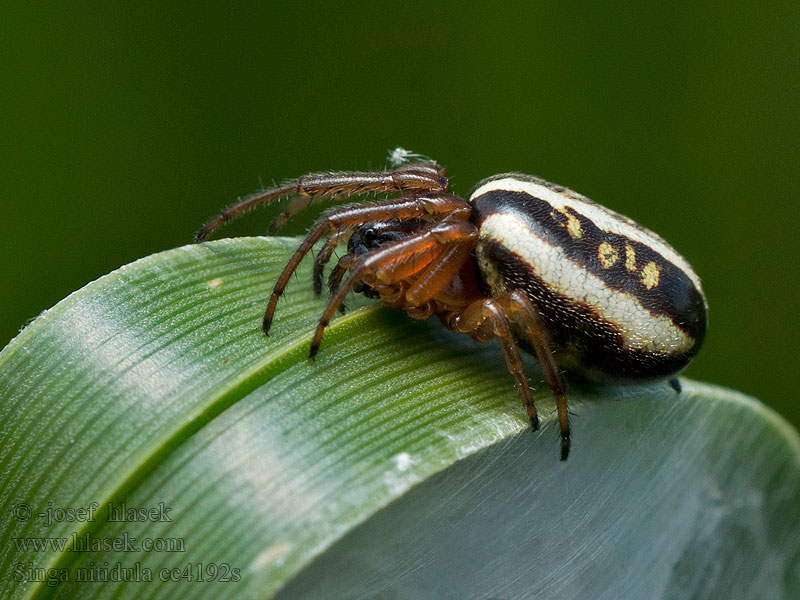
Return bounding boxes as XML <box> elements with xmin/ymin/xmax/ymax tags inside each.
<box><xmin>469</xmin><ymin>174</ymin><xmax>708</xmax><ymax>382</ymax></box>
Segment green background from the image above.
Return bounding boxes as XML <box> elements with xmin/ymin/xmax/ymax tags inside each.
<box><xmin>2</xmin><ymin>2</ymin><xmax>798</xmax><ymax>429</ymax></box>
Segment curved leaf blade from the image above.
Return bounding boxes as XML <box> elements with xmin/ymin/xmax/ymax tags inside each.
<box><xmin>0</xmin><ymin>237</ymin><xmax>797</xmax><ymax>599</ymax></box>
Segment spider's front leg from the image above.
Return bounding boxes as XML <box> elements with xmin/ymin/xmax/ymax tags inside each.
<box><xmin>194</xmin><ymin>162</ymin><xmax>449</xmax><ymax>242</ymax></box>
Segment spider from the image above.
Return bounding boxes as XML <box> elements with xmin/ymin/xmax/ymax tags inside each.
<box><xmin>195</xmin><ymin>150</ymin><xmax>708</xmax><ymax>461</ymax></box>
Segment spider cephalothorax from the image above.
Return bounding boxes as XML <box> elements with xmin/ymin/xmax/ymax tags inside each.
<box><xmin>195</xmin><ymin>150</ymin><xmax>708</xmax><ymax>460</ymax></box>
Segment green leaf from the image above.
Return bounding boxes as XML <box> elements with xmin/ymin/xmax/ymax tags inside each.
<box><xmin>1</xmin><ymin>237</ymin><xmax>798</xmax><ymax>600</ymax></box>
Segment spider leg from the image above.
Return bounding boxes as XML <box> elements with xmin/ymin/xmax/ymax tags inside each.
<box><xmin>502</xmin><ymin>290</ymin><xmax>570</xmax><ymax>461</ymax></box>
<box><xmin>194</xmin><ymin>162</ymin><xmax>449</xmax><ymax>242</ymax></box>
<box><xmin>262</xmin><ymin>194</ymin><xmax>469</xmax><ymax>333</ymax></box>
<box><xmin>313</xmin><ymin>228</ymin><xmax>352</xmax><ymax>296</ymax></box>
<box><xmin>373</xmin><ymin>241</ymin><xmax>449</xmax><ymax>285</ymax></box>
<box><xmin>308</xmin><ymin>219</ymin><xmax>477</xmax><ymax>357</ymax></box>
<box><xmin>453</xmin><ymin>298</ymin><xmax>538</xmax><ymax>431</ymax></box>
<box><xmin>405</xmin><ymin>237</ymin><xmax>477</xmax><ymax>305</ymax></box>
<box><xmin>328</xmin><ymin>254</ymin><xmax>356</xmax><ymax>298</ymax></box>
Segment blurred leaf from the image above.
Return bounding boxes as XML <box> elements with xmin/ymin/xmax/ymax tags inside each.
<box><xmin>0</xmin><ymin>237</ymin><xmax>798</xmax><ymax>600</ymax></box>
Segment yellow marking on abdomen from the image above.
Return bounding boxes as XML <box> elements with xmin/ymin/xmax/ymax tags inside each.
<box><xmin>598</xmin><ymin>242</ymin><xmax>618</xmax><ymax>268</ymax></box>
<box><xmin>641</xmin><ymin>261</ymin><xmax>660</xmax><ymax>289</ymax></box>
<box><xmin>625</xmin><ymin>244</ymin><xmax>636</xmax><ymax>272</ymax></box>
<box><xmin>550</xmin><ymin>207</ymin><xmax>583</xmax><ymax>239</ymax></box>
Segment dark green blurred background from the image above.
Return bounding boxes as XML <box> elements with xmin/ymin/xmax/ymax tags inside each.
<box><xmin>2</xmin><ymin>3</ymin><xmax>798</xmax><ymax>429</ymax></box>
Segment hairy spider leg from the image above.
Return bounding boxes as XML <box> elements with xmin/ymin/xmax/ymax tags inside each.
<box><xmin>262</xmin><ymin>194</ymin><xmax>470</xmax><ymax>333</ymax></box>
<box><xmin>502</xmin><ymin>290</ymin><xmax>571</xmax><ymax>461</ymax></box>
<box><xmin>374</xmin><ymin>243</ymin><xmax>447</xmax><ymax>286</ymax></box>
<box><xmin>453</xmin><ymin>298</ymin><xmax>538</xmax><ymax>430</ymax></box>
<box><xmin>327</xmin><ymin>254</ymin><xmax>357</xmax><ymax>299</ymax></box>
<box><xmin>309</xmin><ymin>219</ymin><xmax>479</xmax><ymax>357</ymax></box>
<box><xmin>194</xmin><ymin>163</ymin><xmax>449</xmax><ymax>242</ymax></box>
<box><xmin>405</xmin><ymin>237</ymin><xmax>477</xmax><ymax>305</ymax></box>
<box><xmin>313</xmin><ymin>228</ymin><xmax>353</xmax><ymax>295</ymax></box>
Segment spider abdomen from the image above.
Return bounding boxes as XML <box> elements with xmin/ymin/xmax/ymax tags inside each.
<box><xmin>469</xmin><ymin>173</ymin><xmax>707</xmax><ymax>383</ymax></box>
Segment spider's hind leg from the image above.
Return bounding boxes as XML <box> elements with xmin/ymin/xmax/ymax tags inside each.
<box><xmin>452</xmin><ymin>298</ymin><xmax>539</xmax><ymax>431</ymax></box>
<box><xmin>502</xmin><ymin>291</ymin><xmax>570</xmax><ymax>461</ymax></box>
